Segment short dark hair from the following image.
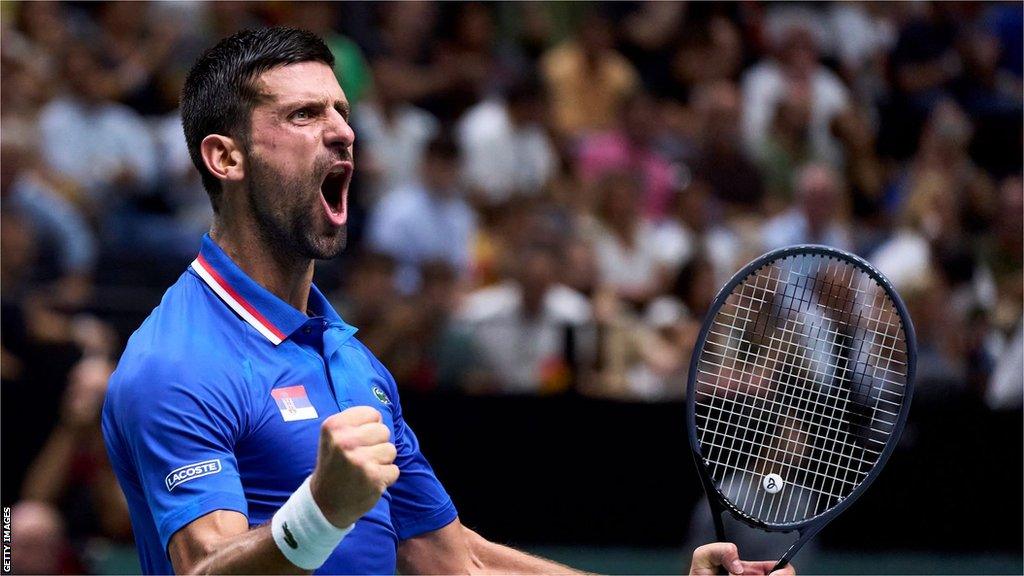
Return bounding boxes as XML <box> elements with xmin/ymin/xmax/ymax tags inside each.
<box><xmin>181</xmin><ymin>27</ymin><xmax>335</xmax><ymax>212</ymax></box>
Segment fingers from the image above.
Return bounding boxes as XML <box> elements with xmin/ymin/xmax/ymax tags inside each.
<box><xmin>351</xmin><ymin>442</ymin><xmax>398</xmax><ymax>466</ymax></box>
<box><xmin>690</xmin><ymin>542</ymin><xmax>744</xmax><ymax>576</ymax></box>
<box><xmin>327</xmin><ymin>405</ymin><xmax>382</xmax><ymax>427</ymax></box>
<box><xmin>332</xmin><ymin>422</ymin><xmax>391</xmax><ymax>449</ymax></box>
<box><xmin>379</xmin><ymin>464</ymin><xmax>400</xmax><ymax>487</ymax></box>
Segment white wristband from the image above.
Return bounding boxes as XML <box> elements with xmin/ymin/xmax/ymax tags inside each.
<box><xmin>271</xmin><ymin>476</ymin><xmax>354</xmax><ymax>570</ymax></box>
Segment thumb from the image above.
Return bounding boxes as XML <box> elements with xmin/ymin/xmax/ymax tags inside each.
<box><xmin>690</xmin><ymin>542</ymin><xmax>744</xmax><ymax>576</ymax></box>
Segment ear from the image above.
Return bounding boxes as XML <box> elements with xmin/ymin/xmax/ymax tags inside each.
<box><xmin>200</xmin><ymin>134</ymin><xmax>246</xmax><ymax>185</ymax></box>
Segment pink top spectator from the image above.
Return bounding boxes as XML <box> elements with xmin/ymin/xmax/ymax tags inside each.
<box><xmin>576</xmin><ymin>132</ymin><xmax>676</xmax><ymax>222</ymax></box>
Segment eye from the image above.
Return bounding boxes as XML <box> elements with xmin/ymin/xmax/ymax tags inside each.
<box><xmin>291</xmin><ymin>108</ymin><xmax>315</xmax><ymax>121</ymax></box>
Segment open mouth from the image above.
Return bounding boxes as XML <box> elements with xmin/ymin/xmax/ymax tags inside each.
<box><xmin>319</xmin><ymin>162</ymin><xmax>351</xmax><ymax>226</ymax></box>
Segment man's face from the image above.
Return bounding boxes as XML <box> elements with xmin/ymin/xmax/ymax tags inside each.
<box><xmin>243</xmin><ymin>61</ymin><xmax>355</xmax><ymax>260</ymax></box>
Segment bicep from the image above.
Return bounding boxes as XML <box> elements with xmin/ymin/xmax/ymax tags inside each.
<box><xmin>168</xmin><ymin>510</ymin><xmax>249</xmax><ymax>574</ymax></box>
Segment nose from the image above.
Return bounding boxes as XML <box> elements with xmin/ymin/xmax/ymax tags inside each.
<box><xmin>324</xmin><ymin>107</ymin><xmax>355</xmax><ymax>150</ymax></box>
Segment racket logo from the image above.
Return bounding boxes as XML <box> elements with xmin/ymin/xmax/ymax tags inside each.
<box><xmin>763</xmin><ymin>473</ymin><xmax>784</xmax><ymax>494</ymax></box>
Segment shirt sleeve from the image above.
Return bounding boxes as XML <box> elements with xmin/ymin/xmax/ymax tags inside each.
<box><xmin>108</xmin><ymin>366</ymin><xmax>250</xmax><ymax>553</ymax></box>
<box><xmin>366</xmin><ymin>353</ymin><xmax>458</xmax><ymax>540</ymax></box>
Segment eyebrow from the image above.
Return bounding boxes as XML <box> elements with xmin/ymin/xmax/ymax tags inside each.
<box><xmin>277</xmin><ymin>97</ymin><xmax>350</xmax><ymax>121</ymax></box>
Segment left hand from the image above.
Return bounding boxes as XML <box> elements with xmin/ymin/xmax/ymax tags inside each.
<box><xmin>689</xmin><ymin>543</ymin><xmax>796</xmax><ymax>576</ymax></box>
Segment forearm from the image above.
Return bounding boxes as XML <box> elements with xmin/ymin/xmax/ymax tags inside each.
<box><xmin>174</xmin><ymin>524</ymin><xmax>309</xmax><ymax>575</ymax></box>
<box><xmin>399</xmin><ymin>522</ymin><xmax>585</xmax><ymax>575</ymax></box>
<box><xmin>470</xmin><ymin>535</ymin><xmax>585</xmax><ymax>575</ymax></box>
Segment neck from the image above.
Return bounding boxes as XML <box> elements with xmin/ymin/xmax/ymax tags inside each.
<box><xmin>210</xmin><ymin>218</ymin><xmax>315</xmax><ymax>314</ymax></box>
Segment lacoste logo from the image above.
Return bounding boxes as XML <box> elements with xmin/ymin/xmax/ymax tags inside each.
<box><xmin>372</xmin><ymin>385</ymin><xmax>391</xmax><ymax>405</ymax></box>
<box><xmin>282</xmin><ymin>522</ymin><xmax>298</xmax><ymax>549</ymax></box>
<box><xmin>165</xmin><ymin>459</ymin><xmax>222</xmax><ymax>491</ymax></box>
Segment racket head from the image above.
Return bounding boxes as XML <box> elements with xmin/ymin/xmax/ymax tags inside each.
<box><xmin>686</xmin><ymin>244</ymin><xmax>916</xmax><ymax>533</ymax></box>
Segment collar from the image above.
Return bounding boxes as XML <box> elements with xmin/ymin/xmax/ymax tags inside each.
<box><xmin>190</xmin><ymin>234</ymin><xmax>354</xmax><ymax>345</ymax></box>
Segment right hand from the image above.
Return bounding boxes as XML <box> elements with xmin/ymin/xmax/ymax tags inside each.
<box><xmin>309</xmin><ymin>406</ymin><xmax>399</xmax><ymax>528</ymax></box>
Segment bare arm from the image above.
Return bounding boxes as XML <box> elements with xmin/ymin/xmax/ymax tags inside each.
<box><xmin>168</xmin><ymin>510</ymin><xmax>305</xmax><ymax>575</ymax></box>
<box><xmin>170</xmin><ymin>495</ymin><xmax>382</xmax><ymax>575</ymax></box>
<box><xmin>398</xmin><ymin>518</ymin><xmax>584</xmax><ymax>575</ymax></box>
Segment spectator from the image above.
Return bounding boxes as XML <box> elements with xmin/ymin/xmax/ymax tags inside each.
<box><xmin>757</xmin><ymin>82</ymin><xmax>820</xmax><ymax>210</ymax></box>
<box><xmin>1</xmin><ymin>120</ymin><xmax>97</xmax><ymax>307</ymax></box>
<box><xmin>589</xmin><ymin>172</ymin><xmax>688</xmax><ymax>306</ymax></box>
<box><xmin>367</xmin><ymin>2</ymin><xmax>482</xmax><ymax>123</ymax></box>
<box><xmin>990</xmin><ymin>176</ymin><xmax>1024</xmax><ymax>324</ymax></box>
<box><xmin>615</xmin><ymin>2</ymin><xmax>687</xmax><ymax>96</ymax></box>
<box><xmin>689</xmin><ymin>80</ymin><xmax>766</xmax><ymax>214</ymax></box>
<box><xmin>21</xmin><ymin>356</ymin><xmax>133</xmax><ymax>553</ymax></box>
<box><xmin>38</xmin><ymin>45</ymin><xmax>159</xmax><ymax>208</ymax></box>
<box><xmin>741</xmin><ymin>17</ymin><xmax>850</xmax><ymax>167</ymax></box>
<box><xmin>541</xmin><ymin>10</ymin><xmax>639</xmax><ymax>138</ymax></box>
<box><xmin>9</xmin><ymin>501</ymin><xmax>80</xmax><ymax>574</ymax></box>
<box><xmin>761</xmin><ymin>163</ymin><xmax>854</xmax><ymax>251</ymax></box>
<box><xmin>827</xmin><ymin>2</ymin><xmax>897</xmax><ymax>105</ymax></box>
<box><xmin>355</xmin><ymin>71</ymin><xmax>440</xmax><ymax>199</ymax></box>
<box><xmin>458</xmin><ymin>243</ymin><xmax>592</xmax><ymax>394</ymax></box>
<box><xmin>576</xmin><ymin>90</ymin><xmax>677</xmax><ymax>221</ymax></box>
<box><xmin>91</xmin><ymin>1</ymin><xmax>181</xmax><ymax>115</ymax></box>
<box><xmin>367</xmin><ymin>134</ymin><xmax>477</xmax><ymax>294</ymax></box>
<box><xmin>456</xmin><ymin>74</ymin><xmax>557</xmax><ymax>206</ymax></box>
<box><xmin>668</xmin><ymin>15</ymin><xmax>744</xmax><ymax>101</ymax></box>
<box><xmin>883</xmin><ymin>101</ymin><xmax>995</xmax><ymax>235</ymax></box>
<box><xmin>880</xmin><ymin>2</ymin><xmax>961</xmax><ymax>159</ymax></box>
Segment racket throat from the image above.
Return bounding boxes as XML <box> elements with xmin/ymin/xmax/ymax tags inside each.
<box><xmin>773</xmin><ymin>523</ymin><xmax>825</xmax><ymax>573</ymax></box>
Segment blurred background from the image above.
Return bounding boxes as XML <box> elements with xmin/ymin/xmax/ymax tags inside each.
<box><xmin>1</xmin><ymin>1</ymin><xmax>1021</xmax><ymax>574</ymax></box>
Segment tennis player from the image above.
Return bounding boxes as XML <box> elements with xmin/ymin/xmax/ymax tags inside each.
<box><xmin>101</xmin><ymin>27</ymin><xmax>793</xmax><ymax>575</ymax></box>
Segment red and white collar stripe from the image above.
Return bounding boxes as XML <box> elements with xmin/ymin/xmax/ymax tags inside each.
<box><xmin>191</xmin><ymin>255</ymin><xmax>287</xmax><ymax>345</ymax></box>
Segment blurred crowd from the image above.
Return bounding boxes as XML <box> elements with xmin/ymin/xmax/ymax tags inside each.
<box><xmin>1</xmin><ymin>1</ymin><xmax>1021</xmax><ymax>573</ymax></box>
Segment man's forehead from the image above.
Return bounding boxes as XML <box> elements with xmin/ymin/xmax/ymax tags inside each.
<box><xmin>255</xmin><ymin>61</ymin><xmax>345</xmax><ymax>104</ymax></box>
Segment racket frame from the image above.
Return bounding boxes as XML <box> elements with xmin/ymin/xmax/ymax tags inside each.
<box><xmin>685</xmin><ymin>244</ymin><xmax>917</xmax><ymax>570</ymax></box>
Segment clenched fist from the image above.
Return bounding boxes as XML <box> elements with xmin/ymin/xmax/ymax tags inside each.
<box><xmin>309</xmin><ymin>406</ymin><xmax>400</xmax><ymax>528</ymax></box>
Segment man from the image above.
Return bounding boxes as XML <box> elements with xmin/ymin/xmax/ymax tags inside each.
<box><xmin>761</xmin><ymin>163</ymin><xmax>854</xmax><ymax>252</ymax></box>
<box><xmin>102</xmin><ymin>27</ymin><xmax>792</xmax><ymax>575</ymax></box>
<box><xmin>366</xmin><ymin>134</ymin><xmax>475</xmax><ymax>295</ymax></box>
<box><xmin>456</xmin><ymin>74</ymin><xmax>557</xmax><ymax>205</ymax></box>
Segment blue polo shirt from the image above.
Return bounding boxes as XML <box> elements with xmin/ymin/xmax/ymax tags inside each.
<box><xmin>102</xmin><ymin>234</ymin><xmax>457</xmax><ymax>574</ymax></box>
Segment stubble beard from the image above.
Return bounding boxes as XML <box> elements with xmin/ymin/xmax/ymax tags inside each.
<box><xmin>246</xmin><ymin>152</ymin><xmax>347</xmax><ymax>262</ymax></box>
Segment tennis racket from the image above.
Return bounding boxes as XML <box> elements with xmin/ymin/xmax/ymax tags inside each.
<box><xmin>686</xmin><ymin>245</ymin><xmax>915</xmax><ymax>572</ymax></box>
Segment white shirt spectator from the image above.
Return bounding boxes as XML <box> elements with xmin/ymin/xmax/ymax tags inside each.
<box><xmin>456</xmin><ymin>98</ymin><xmax>557</xmax><ymax>205</ymax></box>
<box><xmin>39</xmin><ymin>96</ymin><xmax>158</xmax><ymax>201</ymax></box>
<box><xmin>593</xmin><ymin>221</ymin><xmax>689</xmax><ymax>296</ymax></box>
<box><xmin>457</xmin><ymin>281</ymin><xmax>592</xmax><ymax>393</ymax></box>
<box><xmin>355</xmin><ymin>102</ymin><xmax>438</xmax><ymax>198</ymax></box>
<box><xmin>367</xmin><ymin>184</ymin><xmax>476</xmax><ymax>294</ymax></box>
<box><xmin>741</xmin><ymin>61</ymin><xmax>850</xmax><ymax>166</ymax></box>
<box><xmin>761</xmin><ymin>208</ymin><xmax>853</xmax><ymax>253</ymax></box>
<box><xmin>869</xmin><ymin>228</ymin><xmax>932</xmax><ymax>293</ymax></box>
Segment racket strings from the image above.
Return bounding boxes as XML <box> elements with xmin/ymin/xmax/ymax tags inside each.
<box><xmin>694</xmin><ymin>254</ymin><xmax>909</xmax><ymax>526</ymax></box>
